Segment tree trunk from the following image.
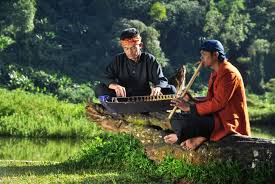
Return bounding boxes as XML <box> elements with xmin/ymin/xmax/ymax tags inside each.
<box><xmin>86</xmin><ymin>103</ymin><xmax>275</xmax><ymax>180</ymax></box>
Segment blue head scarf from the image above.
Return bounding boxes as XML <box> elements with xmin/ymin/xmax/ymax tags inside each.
<box><xmin>200</xmin><ymin>40</ymin><xmax>226</xmax><ymax>61</ymax></box>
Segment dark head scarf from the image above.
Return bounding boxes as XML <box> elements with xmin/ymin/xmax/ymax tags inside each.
<box><xmin>200</xmin><ymin>40</ymin><xmax>226</xmax><ymax>61</ymax></box>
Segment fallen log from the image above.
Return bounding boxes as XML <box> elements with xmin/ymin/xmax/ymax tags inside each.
<box><xmin>86</xmin><ymin>103</ymin><xmax>275</xmax><ymax>180</ymax></box>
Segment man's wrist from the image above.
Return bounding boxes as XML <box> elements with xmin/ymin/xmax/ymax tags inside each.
<box><xmin>154</xmin><ymin>86</ymin><xmax>161</xmax><ymax>90</ymax></box>
<box><xmin>108</xmin><ymin>83</ymin><xmax>118</xmax><ymax>89</ymax></box>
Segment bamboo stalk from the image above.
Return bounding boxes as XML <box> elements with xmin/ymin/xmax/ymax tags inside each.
<box><xmin>168</xmin><ymin>61</ymin><xmax>203</xmax><ymax>119</ymax></box>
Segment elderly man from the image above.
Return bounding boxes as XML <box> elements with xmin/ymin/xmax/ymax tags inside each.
<box><xmin>95</xmin><ymin>28</ymin><xmax>176</xmax><ymax>98</ymax></box>
<box><xmin>164</xmin><ymin>40</ymin><xmax>251</xmax><ymax>150</ymax></box>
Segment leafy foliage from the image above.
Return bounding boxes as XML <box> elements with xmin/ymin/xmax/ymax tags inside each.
<box><xmin>0</xmin><ymin>64</ymin><xmax>94</xmax><ymax>103</ymax></box>
<box><xmin>149</xmin><ymin>2</ymin><xmax>167</xmax><ymax>22</ymax></box>
<box><xmin>0</xmin><ymin>0</ymin><xmax>274</xmax><ymax>94</ymax></box>
<box><xmin>0</xmin><ymin>35</ymin><xmax>15</xmax><ymax>51</ymax></box>
<box><xmin>204</xmin><ymin>0</ymin><xmax>254</xmax><ymax>52</ymax></box>
<box><xmin>246</xmin><ymin>39</ymin><xmax>271</xmax><ymax>94</ymax></box>
<box><xmin>0</xmin><ymin>0</ymin><xmax>36</xmax><ymax>37</ymax></box>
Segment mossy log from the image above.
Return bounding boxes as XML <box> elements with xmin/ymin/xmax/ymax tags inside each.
<box><xmin>86</xmin><ymin>103</ymin><xmax>275</xmax><ymax>179</ymax></box>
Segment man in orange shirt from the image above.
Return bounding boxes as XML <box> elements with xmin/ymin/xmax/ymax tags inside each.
<box><xmin>164</xmin><ymin>40</ymin><xmax>251</xmax><ymax>150</ymax></box>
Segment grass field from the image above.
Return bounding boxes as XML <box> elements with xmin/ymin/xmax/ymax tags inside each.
<box><xmin>0</xmin><ymin>88</ymin><xmax>274</xmax><ymax>183</ymax></box>
<box><xmin>0</xmin><ymin>133</ymin><xmax>272</xmax><ymax>184</ymax></box>
<box><xmin>0</xmin><ymin>88</ymin><xmax>102</xmax><ymax>138</ymax></box>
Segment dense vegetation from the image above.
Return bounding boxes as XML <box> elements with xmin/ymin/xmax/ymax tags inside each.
<box><xmin>0</xmin><ymin>64</ymin><xmax>94</xmax><ymax>103</ymax></box>
<box><xmin>0</xmin><ymin>0</ymin><xmax>275</xmax><ymax>95</ymax></box>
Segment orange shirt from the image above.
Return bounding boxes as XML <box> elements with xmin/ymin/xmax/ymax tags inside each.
<box><xmin>195</xmin><ymin>61</ymin><xmax>251</xmax><ymax>141</ymax></box>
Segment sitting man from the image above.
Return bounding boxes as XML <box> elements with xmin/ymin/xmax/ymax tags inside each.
<box><xmin>95</xmin><ymin>28</ymin><xmax>176</xmax><ymax>98</ymax></box>
<box><xmin>164</xmin><ymin>40</ymin><xmax>251</xmax><ymax>150</ymax></box>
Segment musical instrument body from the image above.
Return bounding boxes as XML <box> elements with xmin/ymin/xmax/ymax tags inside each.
<box><xmin>99</xmin><ymin>95</ymin><xmax>175</xmax><ymax>114</ymax></box>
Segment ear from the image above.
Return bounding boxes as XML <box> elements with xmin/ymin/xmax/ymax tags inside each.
<box><xmin>139</xmin><ymin>42</ymin><xmax>144</xmax><ymax>49</ymax></box>
<box><xmin>214</xmin><ymin>51</ymin><xmax>219</xmax><ymax>58</ymax></box>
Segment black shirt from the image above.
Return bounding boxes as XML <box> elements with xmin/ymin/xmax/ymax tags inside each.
<box><xmin>104</xmin><ymin>52</ymin><xmax>169</xmax><ymax>96</ymax></box>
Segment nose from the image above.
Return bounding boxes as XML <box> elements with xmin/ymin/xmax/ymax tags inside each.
<box><xmin>129</xmin><ymin>48</ymin><xmax>136</xmax><ymax>56</ymax></box>
<box><xmin>125</xmin><ymin>49</ymin><xmax>132</xmax><ymax>55</ymax></box>
<box><xmin>131</xmin><ymin>47</ymin><xmax>136</xmax><ymax>53</ymax></box>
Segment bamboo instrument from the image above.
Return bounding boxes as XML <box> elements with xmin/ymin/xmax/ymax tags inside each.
<box><xmin>168</xmin><ymin>61</ymin><xmax>203</xmax><ymax>119</ymax></box>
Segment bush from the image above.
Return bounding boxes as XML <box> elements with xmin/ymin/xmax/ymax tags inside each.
<box><xmin>67</xmin><ymin>133</ymin><xmax>154</xmax><ymax>172</ymax></box>
<box><xmin>0</xmin><ymin>35</ymin><xmax>15</xmax><ymax>51</ymax></box>
<box><xmin>265</xmin><ymin>78</ymin><xmax>275</xmax><ymax>93</ymax></box>
<box><xmin>0</xmin><ymin>64</ymin><xmax>94</xmax><ymax>103</ymax></box>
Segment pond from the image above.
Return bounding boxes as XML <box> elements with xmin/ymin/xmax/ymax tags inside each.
<box><xmin>0</xmin><ymin>125</ymin><xmax>274</xmax><ymax>162</ymax></box>
<box><xmin>0</xmin><ymin>137</ymin><xmax>88</xmax><ymax>162</ymax></box>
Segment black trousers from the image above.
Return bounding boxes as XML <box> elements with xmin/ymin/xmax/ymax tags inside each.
<box><xmin>170</xmin><ymin>112</ymin><xmax>214</xmax><ymax>144</ymax></box>
<box><xmin>94</xmin><ymin>83</ymin><xmax>176</xmax><ymax>97</ymax></box>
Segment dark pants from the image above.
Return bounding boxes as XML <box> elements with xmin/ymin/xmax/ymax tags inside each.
<box><xmin>95</xmin><ymin>83</ymin><xmax>176</xmax><ymax>97</ymax></box>
<box><xmin>170</xmin><ymin>112</ymin><xmax>214</xmax><ymax>144</ymax></box>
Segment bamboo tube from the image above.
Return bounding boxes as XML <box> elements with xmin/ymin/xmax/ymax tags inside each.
<box><xmin>168</xmin><ymin>61</ymin><xmax>203</xmax><ymax>119</ymax></box>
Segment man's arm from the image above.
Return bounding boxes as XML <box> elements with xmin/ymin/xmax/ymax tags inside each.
<box><xmin>104</xmin><ymin>57</ymin><xmax>126</xmax><ymax>97</ymax></box>
<box><xmin>195</xmin><ymin>71</ymin><xmax>239</xmax><ymax>115</ymax></box>
<box><xmin>181</xmin><ymin>91</ymin><xmax>206</xmax><ymax>103</ymax></box>
<box><xmin>149</xmin><ymin>58</ymin><xmax>168</xmax><ymax>88</ymax></box>
<box><xmin>104</xmin><ymin>58</ymin><xmax>119</xmax><ymax>87</ymax></box>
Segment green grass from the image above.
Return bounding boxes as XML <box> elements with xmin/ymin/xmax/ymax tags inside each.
<box><xmin>0</xmin><ymin>88</ymin><xmax>102</xmax><ymax>138</ymax></box>
<box><xmin>0</xmin><ymin>133</ymin><xmax>272</xmax><ymax>184</ymax></box>
<box><xmin>252</xmin><ymin>125</ymin><xmax>275</xmax><ymax>140</ymax></box>
<box><xmin>247</xmin><ymin>92</ymin><xmax>275</xmax><ymax>124</ymax></box>
<box><xmin>0</xmin><ymin>161</ymin><xmax>160</xmax><ymax>184</ymax></box>
<box><xmin>64</xmin><ymin>133</ymin><xmax>272</xmax><ymax>184</ymax></box>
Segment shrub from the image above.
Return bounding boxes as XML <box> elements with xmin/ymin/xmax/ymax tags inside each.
<box><xmin>0</xmin><ymin>64</ymin><xmax>94</xmax><ymax>103</ymax></box>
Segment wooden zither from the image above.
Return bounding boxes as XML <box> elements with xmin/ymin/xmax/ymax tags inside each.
<box><xmin>99</xmin><ymin>65</ymin><xmax>188</xmax><ymax>114</ymax></box>
<box><xmin>99</xmin><ymin>95</ymin><xmax>175</xmax><ymax>114</ymax></box>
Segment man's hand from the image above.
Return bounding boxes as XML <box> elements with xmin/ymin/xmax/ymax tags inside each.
<box><xmin>150</xmin><ymin>87</ymin><xmax>162</xmax><ymax>96</ymax></box>
<box><xmin>109</xmin><ymin>84</ymin><xmax>126</xmax><ymax>97</ymax></box>
<box><xmin>171</xmin><ymin>98</ymin><xmax>190</xmax><ymax>112</ymax></box>
<box><xmin>177</xmin><ymin>91</ymin><xmax>192</xmax><ymax>102</ymax></box>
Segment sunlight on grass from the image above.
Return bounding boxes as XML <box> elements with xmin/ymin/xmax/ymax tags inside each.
<box><xmin>251</xmin><ymin>125</ymin><xmax>275</xmax><ymax>140</ymax></box>
<box><xmin>0</xmin><ymin>88</ymin><xmax>102</xmax><ymax>138</ymax></box>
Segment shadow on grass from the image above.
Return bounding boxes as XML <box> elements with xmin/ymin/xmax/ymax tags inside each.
<box><xmin>0</xmin><ymin>162</ymin><xmax>67</xmax><ymax>177</ymax></box>
<box><xmin>0</xmin><ymin>162</ymin><xmax>172</xmax><ymax>183</ymax></box>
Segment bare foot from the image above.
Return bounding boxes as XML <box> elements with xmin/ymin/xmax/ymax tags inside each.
<box><xmin>164</xmin><ymin>134</ymin><xmax>178</xmax><ymax>144</ymax></box>
<box><xmin>180</xmin><ymin>136</ymin><xmax>207</xmax><ymax>150</ymax></box>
